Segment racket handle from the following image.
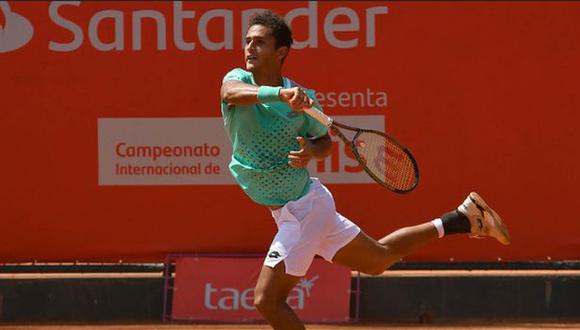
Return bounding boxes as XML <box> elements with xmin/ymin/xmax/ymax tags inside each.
<box><xmin>303</xmin><ymin>106</ymin><xmax>333</xmax><ymax>127</ymax></box>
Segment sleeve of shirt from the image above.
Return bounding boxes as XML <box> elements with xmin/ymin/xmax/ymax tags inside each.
<box><xmin>222</xmin><ymin>68</ymin><xmax>253</xmax><ymax>84</ymax></box>
<box><xmin>221</xmin><ymin>68</ymin><xmax>253</xmax><ymax>110</ymax></box>
<box><xmin>301</xmin><ymin>90</ymin><xmax>329</xmax><ymax>139</ymax></box>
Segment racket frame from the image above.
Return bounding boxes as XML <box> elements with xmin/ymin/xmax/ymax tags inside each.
<box><xmin>304</xmin><ymin>106</ymin><xmax>420</xmax><ymax>193</ymax></box>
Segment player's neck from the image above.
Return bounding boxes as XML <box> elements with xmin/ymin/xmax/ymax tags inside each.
<box><xmin>252</xmin><ymin>69</ymin><xmax>283</xmax><ymax>87</ymax></box>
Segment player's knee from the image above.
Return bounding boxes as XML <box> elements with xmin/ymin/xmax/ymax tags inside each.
<box><xmin>254</xmin><ymin>291</ymin><xmax>282</xmax><ymax>315</ymax></box>
<box><xmin>362</xmin><ymin>264</ymin><xmax>386</xmax><ymax>276</ymax></box>
<box><xmin>360</xmin><ymin>258</ymin><xmax>394</xmax><ymax>275</ymax></box>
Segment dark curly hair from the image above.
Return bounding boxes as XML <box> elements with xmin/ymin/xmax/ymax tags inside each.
<box><xmin>248</xmin><ymin>10</ymin><xmax>293</xmax><ymax>50</ymax></box>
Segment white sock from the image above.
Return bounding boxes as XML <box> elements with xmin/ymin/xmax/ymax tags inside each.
<box><xmin>431</xmin><ymin>218</ymin><xmax>445</xmax><ymax>238</ymax></box>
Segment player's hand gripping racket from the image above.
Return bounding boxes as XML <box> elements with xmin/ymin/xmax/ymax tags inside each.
<box><xmin>303</xmin><ymin>106</ymin><xmax>419</xmax><ymax>193</ymax></box>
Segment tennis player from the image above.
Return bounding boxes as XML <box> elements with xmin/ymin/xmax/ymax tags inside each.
<box><xmin>220</xmin><ymin>10</ymin><xmax>511</xmax><ymax>330</ymax></box>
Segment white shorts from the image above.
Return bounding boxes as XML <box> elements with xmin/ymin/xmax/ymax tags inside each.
<box><xmin>264</xmin><ymin>178</ymin><xmax>361</xmax><ymax>277</ymax></box>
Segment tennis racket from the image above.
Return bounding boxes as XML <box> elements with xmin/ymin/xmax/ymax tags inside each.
<box><xmin>303</xmin><ymin>106</ymin><xmax>419</xmax><ymax>194</ymax></box>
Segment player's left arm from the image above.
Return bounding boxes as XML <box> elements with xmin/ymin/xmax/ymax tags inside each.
<box><xmin>288</xmin><ymin>134</ymin><xmax>331</xmax><ymax>169</ymax></box>
<box><xmin>288</xmin><ymin>94</ymin><xmax>331</xmax><ymax>168</ymax></box>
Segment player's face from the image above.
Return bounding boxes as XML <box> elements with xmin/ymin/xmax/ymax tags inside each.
<box><xmin>244</xmin><ymin>25</ymin><xmax>286</xmax><ymax>72</ymax></box>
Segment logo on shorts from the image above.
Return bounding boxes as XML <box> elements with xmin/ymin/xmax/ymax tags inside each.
<box><xmin>0</xmin><ymin>2</ymin><xmax>34</xmax><ymax>53</ymax></box>
<box><xmin>267</xmin><ymin>250</ymin><xmax>281</xmax><ymax>259</ymax></box>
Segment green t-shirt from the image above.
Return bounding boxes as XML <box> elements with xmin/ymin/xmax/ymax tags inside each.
<box><xmin>221</xmin><ymin>68</ymin><xmax>328</xmax><ymax>205</ymax></box>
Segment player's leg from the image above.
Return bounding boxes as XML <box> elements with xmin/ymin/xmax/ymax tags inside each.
<box><xmin>254</xmin><ymin>262</ymin><xmax>304</xmax><ymax>330</ymax></box>
<box><xmin>255</xmin><ymin>179</ymin><xmax>333</xmax><ymax>329</ymax></box>
<box><xmin>332</xmin><ymin>222</ymin><xmax>438</xmax><ymax>275</ymax></box>
<box><xmin>332</xmin><ymin>192</ymin><xmax>510</xmax><ymax>274</ymax></box>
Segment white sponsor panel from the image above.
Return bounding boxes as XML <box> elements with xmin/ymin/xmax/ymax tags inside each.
<box><xmin>98</xmin><ymin>115</ymin><xmax>385</xmax><ymax>186</ymax></box>
<box><xmin>98</xmin><ymin>117</ymin><xmax>234</xmax><ymax>185</ymax></box>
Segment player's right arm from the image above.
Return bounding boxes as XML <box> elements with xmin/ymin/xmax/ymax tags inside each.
<box><xmin>221</xmin><ymin>80</ymin><xmax>260</xmax><ymax>106</ymax></box>
<box><xmin>221</xmin><ymin>80</ymin><xmax>312</xmax><ymax>110</ymax></box>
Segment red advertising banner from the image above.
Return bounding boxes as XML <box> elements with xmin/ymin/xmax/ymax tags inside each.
<box><xmin>1</xmin><ymin>2</ymin><xmax>579</xmax><ymax>262</ymax></box>
<box><xmin>169</xmin><ymin>257</ymin><xmax>351</xmax><ymax>322</ymax></box>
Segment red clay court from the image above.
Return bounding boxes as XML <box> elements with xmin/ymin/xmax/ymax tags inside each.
<box><xmin>3</xmin><ymin>323</ymin><xmax>580</xmax><ymax>330</ymax></box>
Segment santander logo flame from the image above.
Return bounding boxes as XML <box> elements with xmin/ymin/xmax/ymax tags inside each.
<box><xmin>0</xmin><ymin>1</ymin><xmax>33</xmax><ymax>53</ymax></box>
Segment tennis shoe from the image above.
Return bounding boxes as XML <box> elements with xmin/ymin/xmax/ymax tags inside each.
<box><xmin>457</xmin><ymin>192</ymin><xmax>511</xmax><ymax>245</ymax></box>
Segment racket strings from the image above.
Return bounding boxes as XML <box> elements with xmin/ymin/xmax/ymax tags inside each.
<box><xmin>355</xmin><ymin>132</ymin><xmax>416</xmax><ymax>191</ymax></box>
